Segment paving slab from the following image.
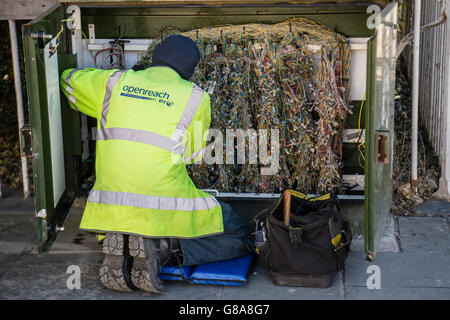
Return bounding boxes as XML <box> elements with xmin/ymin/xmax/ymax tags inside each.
<box><xmin>1</xmin><ymin>246</ymin><xmax>342</xmax><ymax>300</ymax></box>
<box><xmin>0</xmin><ymin>253</ymin><xmax>104</xmax><ymax>300</ymax></box>
<box><xmin>0</xmin><ymin>187</ymin><xmax>34</xmax><ymax>213</ymax></box>
<box><xmin>0</xmin><ymin>254</ymin><xmax>23</xmax><ymax>279</ymax></box>
<box><xmin>0</xmin><ymin>211</ymin><xmax>36</xmax><ymax>280</ymax></box>
<box><xmin>222</xmin><ymin>261</ymin><xmax>344</xmax><ymax>300</ymax></box>
<box><xmin>56</xmin><ymin>204</ymin><xmax>344</xmax><ymax>300</ymax></box>
<box><xmin>349</xmin><ymin>216</ymin><xmax>399</xmax><ymax>253</ymax></box>
<box><xmin>345</xmin><ymin>286</ymin><xmax>450</xmax><ymax>300</ymax></box>
<box><xmin>0</xmin><ymin>211</ymin><xmax>34</xmax><ymax>231</ymax></box>
<box><xmin>345</xmin><ymin>251</ymin><xmax>450</xmax><ymax>289</ymax></box>
<box><xmin>49</xmin><ymin>201</ymin><xmax>101</xmax><ymax>254</ymax></box>
<box><xmin>413</xmin><ymin>198</ymin><xmax>450</xmax><ymax>217</ymax></box>
<box><xmin>398</xmin><ymin>216</ymin><xmax>450</xmax><ymax>252</ymax></box>
<box><xmin>0</xmin><ymin>200</ymin><xmax>344</xmax><ymax>300</ymax></box>
<box><xmin>0</xmin><ymin>203</ymin><xmax>229</xmax><ymax>299</ymax></box>
<box><xmin>60</xmin><ymin>253</ymin><xmax>224</xmax><ymax>300</ymax></box>
<box><xmin>2</xmin><ymin>190</ymin><xmax>449</xmax><ymax>300</ymax></box>
<box><xmin>0</xmin><ymin>250</ymin><xmax>228</xmax><ymax>300</ymax></box>
<box><xmin>378</xmin><ymin>214</ymin><xmax>400</xmax><ymax>252</ymax></box>
<box><xmin>0</xmin><ymin>251</ymin><xmax>145</xmax><ymax>300</ymax></box>
<box><xmin>0</xmin><ymin>212</ymin><xmax>35</xmax><ymax>243</ymax></box>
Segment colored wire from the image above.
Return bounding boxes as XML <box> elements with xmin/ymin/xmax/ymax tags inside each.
<box><xmin>358</xmin><ymin>93</ymin><xmax>366</xmax><ymax>168</ymax></box>
<box><xmin>137</xmin><ymin>18</ymin><xmax>352</xmax><ymax>194</ymax></box>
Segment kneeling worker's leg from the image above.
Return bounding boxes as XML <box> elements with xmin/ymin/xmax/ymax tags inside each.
<box><xmin>119</xmin><ymin>202</ymin><xmax>254</xmax><ymax>294</ymax></box>
<box><xmin>178</xmin><ymin>201</ymin><xmax>255</xmax><ymax>266</ymax></box>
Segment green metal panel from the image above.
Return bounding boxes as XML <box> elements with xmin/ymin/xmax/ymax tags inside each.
<box><xmin>22</xmin><ymin>4</ymin><xmax>77</xmax><ymax>252</ymax></box>
<box><xmin>24</xmin><ymin>1</ymin><xmax>394</xmax><ymax>254</ymax></box>
<box><xmin>80</xmin><ymin>6</ymin><xmax>374</xmax><ymax>39</ymax></box>
<box><xmin>364</xmin><ymin>2</ymin><xmax>397</xmax><ymax>261</ymax></box>
<box><xmin>58</xmin><ymin>0</ymin><xmax>389</xmax><ymax>6</ymax></box>
<box><xmin>44</xmin><ymin>38</ymin><xmax>66</xmax><ymax>206</ymax></box>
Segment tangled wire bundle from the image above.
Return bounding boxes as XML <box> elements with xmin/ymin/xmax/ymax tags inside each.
<box><xmin>139</xmin><ymin>18</ymin><xmax>352</xmax><ymax>194</ymax></box>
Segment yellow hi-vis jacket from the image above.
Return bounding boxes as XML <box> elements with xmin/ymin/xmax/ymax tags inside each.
<box><xmin>60</xmin><ymin>66</ymin><xmax>223</xmax><ymax>238</ymax></box>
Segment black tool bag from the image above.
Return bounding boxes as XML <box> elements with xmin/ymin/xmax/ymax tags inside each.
<box><xmin>255</xmin><ymin>190</ymin><xmax>352</xmax><ymax>288</ymax></box>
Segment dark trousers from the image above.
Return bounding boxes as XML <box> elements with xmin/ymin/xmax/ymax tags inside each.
<box><xmin>178</xmin><ymin>201</ymin><xmax>255</xmax><ymax>266</ymax></box>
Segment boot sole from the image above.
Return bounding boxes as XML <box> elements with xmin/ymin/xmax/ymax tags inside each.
<box><xmin>99</xmin><ymin>233</ymin><xmax>134</xmax><ymax>293</ymax></box>
<box><xmin>128</xmin><ymin>235</ymin><xmax>164</xmax><ymax>294</ymax></box>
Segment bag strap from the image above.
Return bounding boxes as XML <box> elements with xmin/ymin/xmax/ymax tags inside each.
<box><xmin>253</xmin><ymin>208</ymin><xmax>271</xmax><ymax>225</ymax></box>
<box><xmin>251</xmin><ymin>208</ymin><xmax>273</xmax><ymax>271</ymax></box>
<box><xmin>253</xmin><ymin>208</ymin><xmax>271</xmax><ymax>235</ymax></box>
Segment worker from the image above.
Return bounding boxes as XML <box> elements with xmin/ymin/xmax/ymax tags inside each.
<box><xmin>60</xmin><ymin>35</ymin><xmax>254</xmax><ymax>294</ymax></box>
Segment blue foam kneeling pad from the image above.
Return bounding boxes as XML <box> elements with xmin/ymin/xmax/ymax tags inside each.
<box><xmin>189</xmin><ymin>253</ymin><xmax>253</xmax><ymax>286</ymax></box>
<box><xmin>159</xmin><ymin>253</ymin><xmax>253</xmax><ymax>286</ymax></box>
<box><xmin>159</xmin><ymin>265</ymin><xmax>194</xmax><ymax>281</ymax></box>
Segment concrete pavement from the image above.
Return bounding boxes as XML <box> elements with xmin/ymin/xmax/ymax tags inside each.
<box><xmin>0</xmin><ymin>186</ymin><xmax>449</xmax><ymax>300</ymax></box>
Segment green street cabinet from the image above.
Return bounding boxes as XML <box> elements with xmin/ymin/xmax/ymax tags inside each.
<box><xmin>21</xmin><ymin>0</ymin><xmax>398</xmax><ymax>260</ymax></box>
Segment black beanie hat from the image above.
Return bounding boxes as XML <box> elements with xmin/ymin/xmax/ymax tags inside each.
<box><xmin>151</xmin><ymin>35</ymin><xmax>201</xmax><ymax>80</ymax></box>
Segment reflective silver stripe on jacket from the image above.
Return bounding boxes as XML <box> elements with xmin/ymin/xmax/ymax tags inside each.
<box><xmin>68</xmin><ymin>95</ymin><xmax>79</xmax><ymax>111</ymax></box>
<box><xmin>64</xmin><ymin>68</ymin><xmax>82</xmax><ymax>111</ymax></box>
<box><xmin>64</xmin><ymin>68</ymin><xmax>82</xmax><ymax>86</ymax></box>
<box><xmin>99</xmin><ymin>73</ymin><xmax>203</xmax><ymax>154</ymax></box>
<box><xmin>98</xmin><ymin>127</ymin><xmax>183</xmax><ymax>154</ymax></box>
<box><xmin>101</xmin><ymin>70</ymin><xmax>124</xmax><ymax>128</ymax></box>
<box><xmin>66</xmin><ymin>86</ymin><xmax>74</xmax><ymax>94</ymax></box>
<box><xmin>171</xmin><ymin>84</ymin><xmax>205</xmax><ymax>142</ymax></box>
<box><xmin>88</xmin><ymin>190</ymin><xmax>220</xmax><ymax>211</ymax></box>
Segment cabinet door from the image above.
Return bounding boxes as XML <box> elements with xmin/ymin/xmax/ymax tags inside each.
<box><xmin>23</xmin><ymin>4</ymin><xmax>79</xmax><ymax>252</ymax></box>
<box><xmin>364</xmin><ymin>2</ymin><xmax>398</xmax><ymax>261</ymax></box>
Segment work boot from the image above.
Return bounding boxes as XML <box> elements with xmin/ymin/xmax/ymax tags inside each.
<box><xmin>99</xmin><ymin>233</ymin><xmax>136</xmax><ymax>292</ymax></box>
<box><xmin>128</xmin><ymin>236</ymin><xmax>181</xmax><ymax>293</ymax></box>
